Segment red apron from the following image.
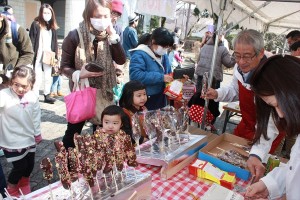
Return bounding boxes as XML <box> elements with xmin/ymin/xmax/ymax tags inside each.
<box><xmin>235</xmin><ymin>81</ymin><xmax>285</xmax><ymax>153</ymax></box>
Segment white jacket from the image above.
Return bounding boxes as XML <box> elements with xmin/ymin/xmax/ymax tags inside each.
<box><xmin>0</xmin><ymin>88</ymin><xmax>41</xmax><ymax>149</ymax></box>
<box><xmin>261</xmin><ymin>134</ymin><xmax>300</xmax><ymax>199</ymax></box>
<box><xmin>216</xmin><ymin>65</ymin><xmax>279</xmax><ymax>162</ymax></box>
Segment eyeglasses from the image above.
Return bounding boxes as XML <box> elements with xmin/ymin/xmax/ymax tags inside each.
<box><xmin>233</xmin><ymin>53</ymin><xmax>257</xmax><ymax>62</ymax></box>
<box><xmin>12</xmin><ymin>82</ymin><xmax>30</xmax><ymax>90</ymax></box>
<box><xmin>111</xmin><ymin>12</ymin><xmax>121</xmax><ymax>18</ymax></box>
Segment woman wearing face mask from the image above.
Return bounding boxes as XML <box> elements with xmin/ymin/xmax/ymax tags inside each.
<box><xmin>60</xmin><ymin>0</ymin><xmax>126</xmax><ymax>149</ymax></box>
<box><xmin>29</xmin><ymin>4</ymin><xmax>58</xmax><ymax>104</ymax></box>
<box><xmin>130</xmin><ymin>27</ymin><xmax>174</xmax><ymax>110</ymax></box>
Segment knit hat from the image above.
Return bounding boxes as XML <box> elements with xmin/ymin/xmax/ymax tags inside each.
<box><xmin>128</xmin><ymin>13</ymin><xmax>139</xmax><ymax>23</ymax></box>
<box><xmin>111</xmin><ymin>0</ymin><xmax>123</xmax><ymax>15</ymax></box>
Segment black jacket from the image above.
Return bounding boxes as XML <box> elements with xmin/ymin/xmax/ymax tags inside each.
<box><xmin>29</xmin><ymin>20</ymin><xmax>58</xmax><ymax>67</ymax></box>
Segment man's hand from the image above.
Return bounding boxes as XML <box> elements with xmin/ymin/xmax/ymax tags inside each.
<box><xmin>205</xmin><ymin>88</ymin><xmax>218</xmax><ymax>99</ymax></box>
<box><xmin>247</xmin><ymin>155</ymin><xmax>266</xmax><ymax>182</ymax></box>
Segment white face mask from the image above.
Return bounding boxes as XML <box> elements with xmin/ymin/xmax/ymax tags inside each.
<box><xmin>154</xmin><ymin>45</ymin><xmax>168</xmax><ymax>56</ymax></box>
<box><xmin>90</xmin><ymin>18</ymin><xmax>111</xmax><ymax>31</ymax></box>
<box><xmin>43</xmin><ymin>14</ymin><xmax>52</xmax><ymax>22</ymax></box>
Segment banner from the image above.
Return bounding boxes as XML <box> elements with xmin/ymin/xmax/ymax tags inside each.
<box><xmin>135</xmin><ymin>0</ymin><xmax>177</xmax><ymax>19</ymax></box>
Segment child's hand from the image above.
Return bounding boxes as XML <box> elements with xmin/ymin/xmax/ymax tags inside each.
<box><xmin>35</xmin><ymin>134</ymin><xmax>43</xmax><ymax>144</ymax></box>
<box><xmin>181</xmin><ymin>74</ymin><xmax>189</xmax><ymax>83</ymax></box>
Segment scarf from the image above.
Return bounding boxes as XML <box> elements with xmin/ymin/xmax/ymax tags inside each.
<box><xmin>77</xmin><ymin>21</ymin><xmax>116</xmax><ymax>101</ymax></box>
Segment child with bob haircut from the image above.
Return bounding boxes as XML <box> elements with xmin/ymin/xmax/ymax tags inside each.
<box><xmin>101</xmin><ymin>105</ymin><xmax>132</xmax><ymax>139</ymax></box>
<box><xmin>0</xmin><ymin>66</ymin><xmax>42</xmax><ymax>197</ymax></box>
<box><xmin>119</xmin><ymin>80</ymin><xmax>147</xmax><ymax>143</ymax></box>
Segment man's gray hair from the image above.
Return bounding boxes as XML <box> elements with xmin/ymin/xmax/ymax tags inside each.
<box><xmin>233</xmin><ymin>29</ymin><xmax>264</xmax><ymax>55</ymax></box>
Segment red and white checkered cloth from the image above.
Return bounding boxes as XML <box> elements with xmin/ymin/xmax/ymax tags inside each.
<box><xmin>25</xmin><ymin>162</ymin><xmax>248</xmax><ymax>200</ymax></box>
<box><xmin>137</xmin><ymin>164</ymin><xmax>248</xmax><ymax>200</ymax></box>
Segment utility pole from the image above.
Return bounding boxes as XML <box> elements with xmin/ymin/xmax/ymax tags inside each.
<box><xmin>184</xmin><ymin>2</ymin><xmax>192</xmax><ymax>38</ymax></box>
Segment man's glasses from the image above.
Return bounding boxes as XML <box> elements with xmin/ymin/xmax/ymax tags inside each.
<box><xmin>233</xmin><ymin>53</ymin><xmax>257</xmax><ymax>62</ymax></box>
<box><xmin>111</xmin><ymin>12</ymin><xmax>121</xmax><ymax>18</ymax></box>
<box><xmin>12</xmin><ymin>82</ymin><xmax>30</xmax><ymax>90</ymax></box>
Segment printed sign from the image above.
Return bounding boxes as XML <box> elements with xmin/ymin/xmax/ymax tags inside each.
<box><xmin>135</xmin><ymin>0</ymin><xmax>177</xmax><ymax>19</ymax></box>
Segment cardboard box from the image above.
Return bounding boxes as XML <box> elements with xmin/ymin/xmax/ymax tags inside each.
<box><xmin>188</xmin><ymin>125</ymin><xmax>218</xmax><ymax>142</ymax></box>
<box><xmin>189</xmin><ymin>159</ymin><xmax>236</xmax><ymax>190</ymax></box>
<box><xmin>198</xmin><ymin>133</ymin><xmax>251</xmax><ymax>181</ymax></box>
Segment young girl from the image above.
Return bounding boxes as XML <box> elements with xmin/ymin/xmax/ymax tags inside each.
<box><xmin>168</xmin><ymin>44</ymin><xmax>184</xmax><ymax>70</ymax></box>
<box><xmin>0</xmin><ymin>66</ymin><xmax>42</xmax><ymax>197</ymax></box>
<box><xmin>101</xmin><ymin>105</ymin><xmax>131</xmax><ymax>135</ymax></box>
<box><xmin>99</xmin><ymin>105</ymin><xmax>137</xmax><ymax>173</ymax></box>
<box><xmin>119</xmin><ymin>80</ymin><xmax>148</xmax><ymax>143</ymax></box>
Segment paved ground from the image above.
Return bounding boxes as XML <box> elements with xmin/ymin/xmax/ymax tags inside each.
<box><xmin>0</xmin><ymin>51</ymin><xmax>239</xmax><ymax>192</ymax></box>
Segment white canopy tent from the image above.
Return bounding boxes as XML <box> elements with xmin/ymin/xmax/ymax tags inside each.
<box><xmin>183</xmin><ymin>0</ymin><xmax>300</xmax><ymax>128</ymax></box>
<box><xmin>184</xmin><ymin>0</ymin><xmax>300</xmax><ymax>35</ymax></box>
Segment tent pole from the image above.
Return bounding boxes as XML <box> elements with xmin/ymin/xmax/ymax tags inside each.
<box><xmin>201</xmin><ymin>0</ymin><xmax>227</xmax><ymax>130</ymax></box>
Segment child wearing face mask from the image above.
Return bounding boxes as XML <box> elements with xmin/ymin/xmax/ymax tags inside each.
<box><xmin>0</xmin><ymin>66</ymin><xmax>42</xmax><ymax>197</ymax></box>
<box><xmin>129</xmin><ymin>27</ymin><xmax>174</xmax><ymax>110</ymax></box>
<box><xmin>29</xmin><ymin>3</ymin><xmax>59</xmax><ymax>104</ymax></box>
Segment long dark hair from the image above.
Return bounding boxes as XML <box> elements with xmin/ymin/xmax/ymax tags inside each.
<box><xmin>119</xmin><ymin>80</ymin><xmax>146</xmax><ymax>113</ymax></box>
<box><xmin>36</xmin><ymin>4</ymin><xmax>59</xmax><ymax>30</ymax></box>
<box><xmin>82</xmin><ymin>0</ymin><xmax>110</xmax><ymax>30</ymax></box>
<box><xmin>250</xmin><ymin>55</ymin><xmax>300</xmax><ymax>144</ymax></box>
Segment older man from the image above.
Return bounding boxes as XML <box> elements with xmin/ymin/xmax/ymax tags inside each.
<box><xmin>111</xmin><ymin>0</ymin><xmax>123</xmax><ymax>44</ymax></box>
<box><xmin>206</xmin><ymin>29</ymin><xmax>285</xmax><ymax>181</ymax></box>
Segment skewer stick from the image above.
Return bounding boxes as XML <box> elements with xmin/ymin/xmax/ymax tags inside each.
<box><xmin>19</xmin><ymin>188</ymin><xmax>26</xmax><ymax>200</ymax></box>
<box><xmin>4</xmin><ymin>188</ymin><xmax>13</xmax><ymax>200</ymax></box>
<box><xmin>88</xmin><ymin>185</ymin><xmax>94</xmax><ymax>200</ymax></box>
<box><xmin>124</xmin><ymin>165</ymin><xmax>128</xmax><ymax>178</ymax></box>
<box><xmin>103</xmin><ymin>174</ymin><xmax>108</xmax><ymax>188</ymax></box>
<box><xmin>111</xmin><ymin>171</ymin><xmax>118</xmax><ymax>191</ymax></box>
<box><xmin>127</xmin><ymin>190</ymin><xmax>137</xmax><ymax>200</ymax></box>
<box><xmin>96</xmin><ymin>176</ymin><xmax>101</xmax><ymax>192</ymax></box>
<box><xmin>69</xmin><ymin>186</ymin><xmax>74</xmax><ymax>200</ymax></box>
<box><xmin>47</xmin><ymin>181</ymin><xmax>54</xmax><ymax>200</ymax></box>
<box><xmin>120</xmin><ymin>167</ymin><xmax>124</xmax><ymax>182</ymax></box>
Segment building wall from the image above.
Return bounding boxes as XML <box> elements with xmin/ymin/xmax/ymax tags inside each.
<box><xmin>53</xmin><ymin>0</ymin><xmax>65</xmax><ymax>37</ymax></box>
<box><xmin>8</xmin><ymin>0</ymin><xmax>40</xmax><ymax>30</ymax></box>
<box><xmin>64</xmin><ymin>0</ymin><xmax>85</xmax><ymax>37</ymax></box>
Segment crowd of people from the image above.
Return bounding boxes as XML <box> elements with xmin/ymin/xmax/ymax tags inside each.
<box><xmin>1</xmin><ymin>0</ymin><xmax>300</xmax><ymax>199</ymax></box>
